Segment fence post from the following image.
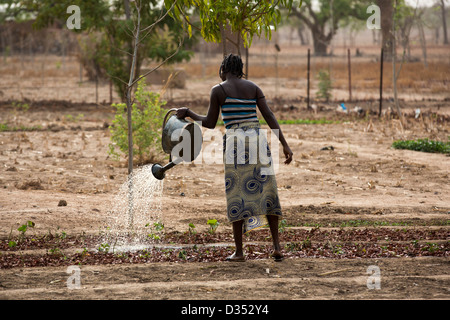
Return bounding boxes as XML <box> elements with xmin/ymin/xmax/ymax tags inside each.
<box><xmin>347</xmin><ymin>48</ymin><xmax>352</xmax><ymax>102</ymax></box>
<box><xmin>379</xmin><ymin>47</ymin><xmax>384</xmax><ymax>117</ymax></box>
<box><xmin>110</xmin><ymin>78</ymin><xmax>113</xmax><ymax>104</ymax></box>
<box><xmin>307</xmin><ymin>48</ymin><xmax>310</xmax><ymax>109</ymax></box>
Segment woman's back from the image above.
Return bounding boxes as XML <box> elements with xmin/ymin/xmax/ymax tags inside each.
<box><xmin>219</xmin><ymin>79</ymin><xmax>259</xmax><ymax>128</ymax></box>
<box><xmin>219</xmin><ymin>78</ymin><xmax>258</xmax><ymax>100</ymax></box>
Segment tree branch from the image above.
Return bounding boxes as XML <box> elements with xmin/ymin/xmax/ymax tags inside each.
<box><xmin>140</xmin><ymin>0</ymin><xmax>177</xmax><ymax>33</ymax></box>
<box><xmin>130</xmin><ymin>36</ymin><xmax>185</xmax><ymax>88</ymax></box>
<box><xmin>291</xmin><ymin>6</ymin><xmax>314</xmax><ymax>30</ymax></box>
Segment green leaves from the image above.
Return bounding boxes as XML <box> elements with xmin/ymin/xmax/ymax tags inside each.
<box><xmin>392</xmin><ymin>139</ymin><xmax>450</xmax><ymax>154</ymax></box>
<box><xmin>108</xmin><ymin>79</ymin><xmax>166</xmax><ymax>164</ymax></box>
<box><xmin>207</xmin><ymin>219</ymin><xmax>219</xmax><ymax>234</ymax></box>
<box><xmin>18</xmin><ymin>220</ymin><xmax>35</xmax><ymax>234</ymax></box>
<box><xmin>167</xmin><ymin>0</ymin><xmax>302</xmax><ymax>51</ymax></box>
<box><xmin>316</xmin><ymin>69</ymin><xmax>332</xmax><ymax>102</ymax></box>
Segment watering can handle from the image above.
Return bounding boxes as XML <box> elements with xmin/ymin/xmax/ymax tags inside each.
<box><xmin>162</xmin><ymin>108</ymin><xmax>178</xmax><ymax>132</ymax></box>
<box><xmin>162</xmin><ymin>108</ymin><xmax>178</xmax><ymax>162</ymax></box>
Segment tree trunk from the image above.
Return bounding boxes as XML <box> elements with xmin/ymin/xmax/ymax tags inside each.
<box><xmin>312</xmin><ymin>30</ymin><xmax>328</xmax><ymax>56</ymax></box>
<box><xmin>125</xmin><ymin>0</ymin><xmax>137</xmax><ymax>176</ymax></box>
<box><xmin>392</xmin><ymin>0</ymin><xmax>403</xmax><ymax>126</ymax></box>
<box><xmin>297</xmin><ymin>24</ymin><xmax>307</xmax><ymax>45</ymax></box>
<box><xmin>418</xmin><ymin>20</ymin><xmax>428</xmax><ymax>67</ymax></box>
<box><xmin>441</xmin><ymin>0</ymin><xmax>448</xmax><ymax>44</ymax></box>
<box><xmin>377</xmin><ymin>0</ymin><xmax>394</xmax><ymax>60</ymax></box>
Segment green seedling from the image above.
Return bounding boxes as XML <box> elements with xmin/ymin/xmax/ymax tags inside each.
<box><xmin>207</xmin><ymin>219</ymin><xmax>219</xmax><ymax>234</ymax></box>
<box><xmin>188</xmin><ymin>223</ymin><xmax>196</xmax><ymax>235</ymax></box>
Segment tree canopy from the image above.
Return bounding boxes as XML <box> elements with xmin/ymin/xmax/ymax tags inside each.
<box><xmin>166</xmin><ymin>0</ymin><xmax>302</xmax><ymax>56</ymax></box>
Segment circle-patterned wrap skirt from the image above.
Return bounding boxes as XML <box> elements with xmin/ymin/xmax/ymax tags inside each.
<box><xmin>223</xmin><ymin>121</ymin><xmax>282</xmax><ymax>234</ymax></box>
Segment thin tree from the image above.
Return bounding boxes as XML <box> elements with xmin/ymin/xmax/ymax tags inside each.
<box><xmin>111</xmin><ymin>0</ymin><xmax>183</xmax><ymax>229</ymax></box>
<box><xmin>378</xmin><ymin>0</ymin><xmax>394</xmax><ymax>60</ymax></box>
<box><xmin>392</xmin><ymin>0</ymin><xmax>420</xmax><ymax>127</ymax></box>
<box><xmin>440</xmin><ymin>0</ymin><xmax>449</xmax><ymax>44</ymax></box>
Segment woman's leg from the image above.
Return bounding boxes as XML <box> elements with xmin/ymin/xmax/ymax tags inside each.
<box><xmin>267</xmin><ymin>215</ymin><xmax>283</xmax><ymax>260</ymax></box>
<box><xmin>227</xmin><ymin>220</ymin><xmax>245</xmax><ymax>261</ymax></box>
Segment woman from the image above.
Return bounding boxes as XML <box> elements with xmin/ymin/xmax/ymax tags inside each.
<box><xmin>177</xmin><ymin>54</ymin><xmax>293</xmax><ymax>262</ymax></box>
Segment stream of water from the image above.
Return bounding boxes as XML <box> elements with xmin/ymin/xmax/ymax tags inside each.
<box><xmin>100</xmin><ymin>164</ymin><xmax>164</xmax><ymax>252</ymax></box>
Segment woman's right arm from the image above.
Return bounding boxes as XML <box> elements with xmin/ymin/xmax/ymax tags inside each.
<box><xmin>177</xmin><ymin>85</ymin><xmax>222</xmax><ymax>129</ymax></box>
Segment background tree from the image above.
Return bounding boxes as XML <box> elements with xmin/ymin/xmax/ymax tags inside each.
<box><xmin>4</xmin><ymin>0</ymin><xmax>197</xmax><ymax>101</ymax></box>
<box><xmin>377</xmin><ymin>0</ymin><xmax>394</xmax><ymax>60</ymax></box>
<box><xmin>290</xmin><ymin>0</ymin><xmax>366</xmax><ymax>56</ymax></box>
<box><xmin>439</xmin><ymin>0</ymin><xmax>448</xmax><ymax>44</ymax></box>
<box><xmin>166</xmin><ymin>0</ymin><xmax>301</xmax><ymax>57</ymax></box>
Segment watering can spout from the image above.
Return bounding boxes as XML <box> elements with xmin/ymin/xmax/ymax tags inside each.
<box><xmin>150</xmin><ymin>108</ymin><xmax>202</xmax><ymax>180</ymax></box>
<box><xmin>151</xmin><ymin>161</ymin><xmax>177</xmax><ymax>180</ymax></box>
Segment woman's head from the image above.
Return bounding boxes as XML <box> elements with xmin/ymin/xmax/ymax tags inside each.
<box><xmin>219</xmin><ymin>53</ymin><xmax>245</xmax><ymax>79</ymax></box>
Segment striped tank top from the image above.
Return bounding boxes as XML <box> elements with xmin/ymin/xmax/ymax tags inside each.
<box><xmin>219</xmin><ymin>84</ymin><xmax>259</xmax><ymax>128</ymax></box>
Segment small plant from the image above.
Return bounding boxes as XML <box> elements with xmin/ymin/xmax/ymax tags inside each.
<box><xmin>178</xmin><ymin>249</ymin><xmax>187</xmax><ymax>260</ymax></box>
<box><xmin>285</xmin><ymin>242</ymin><xmax>301</xmax><ymax>252</ymax></box>
<box><xmin>8</xmin><ymin>221</ymin><xmax>35</xmax><ymax>248</ymax></box>
<box><xmin>423</xmin><ymin>242</ymin><xmax>440</xmax><ymax>253</ymax></box>
<box><xmin>188</xmin><ymin>223</ymin><xmax>196</xmax><ymax>235</ymax></box>
<box><xmin>64</xmin><ymin>113</ymin><xmax>84</xmax><ymax>123</ymax></box>
<box><xmin>392</xmin><ymin>138</ymin><xmax>450</xmax><ymax>154</ymax></box>
<box><xmin>301</xmin><ymin>237</ymin><xmax>312</xmax><ymax>249</ymax></box>
<box><xmin>108</xmin><ymin>78</ymin><xmax>166</xmax><ymax>164</ymax></box>
<box><xmin>278</xmin><ymin>219</ymin><xmax>288</xmax><ymax>233</ymax></box>
<box><xmin>411</xmin><ymin>239</ymin><xmax>419</xmax><ymax>247</ymax></box>
<box><xmin>48</xmin><ymin>247</ymin><xmax>64</xmax><ymax>257</ymax></box>
<box><xmin>207</xmin><ymin>219</ymin><xmax>219</xmax><ymax>234</ymax></box>
<box><xmin>12</xmin><ymin>100</ymin><xmax>30</xmax><ymax>113</ymax></box>
<box><xmin>18</xmin><ymin>220</ymin><xmax>35</xmax><ymax>235</ymax></box>
<box><xmin>332</xmin><ymin>244</ymin><xmax>344</xmax><ymax>255</ymax></box>
<box><xmin>55</xmin><ymin>226</ymin><xmax>67</xmax><ymax>240</ymax></box>
<box><xmin>81</xmin><ymin>247</ymin><xmax>89</xmax><ymax>257</ymax></box>
<box><xmin>153</xmin><ymin>221</ymin><xmax>164</xmax><ymax>232</ymax></box>
<box><xmin>8</xmin><ymin>240</ymin><xmax>17</xmax><ymax>248</ymax></box>
<box><xmin>97</xmin><ymin>243</ymin><xmax>110</xmax><ymax>253</ymax></box>
<box><xmin>146</xmin><ymin>221</ymin><xmax>164</xmax><ymax>240</ymax></box>
<box><xmin>316</xmin><ymin>69</ymin><xmax>332</xmax><ymax>102</ymax></box>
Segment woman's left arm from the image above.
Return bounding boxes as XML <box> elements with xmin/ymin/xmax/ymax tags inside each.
<box><xmin>256</xmin><ymin>86</ymin><xmax>293</xmax><ymax>164</ymax></box>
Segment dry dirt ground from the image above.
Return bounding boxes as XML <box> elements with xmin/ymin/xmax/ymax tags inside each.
<box><xmin>0</xmin><ymin>54</ymin><xmax>449</xmax><ymax>301</ymax></box>
<box><xmin>0</xmin><ymin>100</ymin><xmax>448</xmax><ymax>301</ymax></box>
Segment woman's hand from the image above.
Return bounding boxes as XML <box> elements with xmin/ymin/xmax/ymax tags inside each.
<box><xmin>176</xmin><ymin>107</ymin><xmax>190</xmax><ymax>119</ymax></box>
<box><xmin>283</xmin><ymin>144</ymin><xmax>293</xmax><ymax>165</ymax></box>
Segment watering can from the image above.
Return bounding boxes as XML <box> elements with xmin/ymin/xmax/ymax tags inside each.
<box><xmin>151</xmin><ymin>108</ymin><xmax>203</xmax><ymax>180</ymax></box>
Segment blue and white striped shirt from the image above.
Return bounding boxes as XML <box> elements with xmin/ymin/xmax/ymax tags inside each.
<box><xmin>221</xmin><ymin>97</ymin><xmax>259</xmax><ymax>128</ymax></box>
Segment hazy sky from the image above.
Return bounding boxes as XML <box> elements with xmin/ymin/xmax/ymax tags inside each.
<box><xmin>405</xmin><ymin>0</ymin><xmax>444</xmax><ymax>7</ymax></box>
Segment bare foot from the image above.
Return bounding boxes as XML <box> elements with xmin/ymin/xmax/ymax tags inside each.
<box><xmin>271</xmin><ymin>250</ymin><xmax>283</xmax><ymax>262</ymax></box>
<box><xmin>225</xmin><ymin>253</ymin><xmax>245</xmax><ymax>262</ymax></box>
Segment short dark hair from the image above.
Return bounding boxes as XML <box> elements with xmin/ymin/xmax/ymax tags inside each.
<box><xmin>219</xmin><ymin>53</ymin><xmax>245</xmax><ymax>79</ymax></box>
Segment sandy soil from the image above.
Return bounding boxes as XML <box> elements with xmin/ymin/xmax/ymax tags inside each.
<box><xmin>0</xmin><ymin>55</ymin><xmax>449</xmax><ymax>301</ymax></box>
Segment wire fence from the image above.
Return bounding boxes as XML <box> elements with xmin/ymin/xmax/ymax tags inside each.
<box><xmin>0</xmin><ymin>43</ymin><xmax>448</xmax><ymax>108</ymax></box>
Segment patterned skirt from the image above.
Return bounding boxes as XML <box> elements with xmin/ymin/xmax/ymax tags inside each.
<box><xmin>223</xmin><ymin>121</ymin><xmax>282</xmax><ymax>234</ymax></box>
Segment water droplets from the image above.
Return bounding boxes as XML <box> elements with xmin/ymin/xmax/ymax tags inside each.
<box><xmin>100</xmin><ymin>165</ymin><xmax>163</xmax><ymax>251</ymax></box>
